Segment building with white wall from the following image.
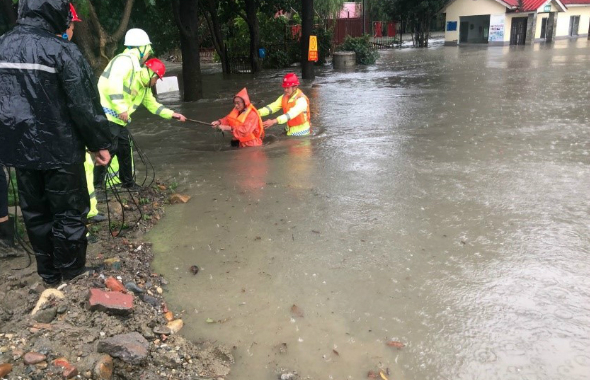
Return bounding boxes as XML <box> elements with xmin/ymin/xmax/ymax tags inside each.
<box><xmin>442</xmin><ymin>0</ymin><xmax>590</xmax><ymax>45</ymax></box>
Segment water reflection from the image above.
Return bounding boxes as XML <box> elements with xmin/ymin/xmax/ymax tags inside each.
<box><xmin>145</xmin><ymin>39</ymin><xmax>590</xmax><ymax>380</ymax></box>
<box><xmin>230</xmin><ymin>148</ymin><xmax>268</xmax><ymax>198</ymax></box>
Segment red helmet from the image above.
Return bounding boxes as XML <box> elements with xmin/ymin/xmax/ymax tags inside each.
<box><xmin>282</xmin><ymin>73</ymin><xmax>300</xmax><ymax>88</ymax></box>
<box><xmin>69</xmin><ymin>3</ymin><xmax>82</xmax><ymax>22</ymax></box>
<box><xmin>145</xmin><ymin>58</ymin><xmax>166</xmax><ymax>79</ymax></box>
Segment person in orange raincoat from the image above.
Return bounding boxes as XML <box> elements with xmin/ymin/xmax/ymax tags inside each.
<box><xmin>211</xmin><ymin>88</ymin><xmax>264</xmax><ymax>148</ymax></box>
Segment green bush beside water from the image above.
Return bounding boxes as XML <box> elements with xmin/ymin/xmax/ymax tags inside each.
<box><xmin>337</xmin><ymin>35</ymin><xmax>379</xmax><ymax>65</ymax></box>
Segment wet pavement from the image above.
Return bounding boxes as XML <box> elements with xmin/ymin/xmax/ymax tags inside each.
<box><xmin>135</xmin><ymin>39</ymin><xmax>590</xmax><ymax>380</ymax></box>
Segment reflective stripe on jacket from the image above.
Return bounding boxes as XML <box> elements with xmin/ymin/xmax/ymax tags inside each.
<box><xmin>98</xmin><ymin>50</ymin><xmax>173</xmax><ymax>126</ymax></box>
<box><xmin>84</xmin><ymin>153</ymin><xmax>99</xmax><ymax>218</ymax></box>
<box><xmin>281</xmin><ymin>89</ymin><xmax>310</xmax><ymax>130</ymax></box>
<box><xmin>259</xmin><ymin>89</ymin><xmax>311</xmax><ymax>136</ymax></box>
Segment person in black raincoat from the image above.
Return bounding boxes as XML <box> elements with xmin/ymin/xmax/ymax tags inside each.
<box><xmin>0</xmin><ymin>0</ymin><xmax>112</xmax><ymax>285</ymax></box>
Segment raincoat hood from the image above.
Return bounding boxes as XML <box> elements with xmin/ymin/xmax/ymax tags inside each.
<box><xmin>17</xmin><ymin>0</ymin><xmax>69</xmax><ymax>35</ymax></box>
<box><xmin>234</xmin><ymin>88</ymin><xmax>251</xmax><ymax>107</ymax></box>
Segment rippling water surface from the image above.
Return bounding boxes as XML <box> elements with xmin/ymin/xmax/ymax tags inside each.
<box><xmin>133</xmin><ymin>39</ymin><xmax>590</xmax><ymax>380</ymax></box>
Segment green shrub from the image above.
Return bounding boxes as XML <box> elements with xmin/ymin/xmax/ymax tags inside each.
<box><xmin>337</xmin><ymin>35</ymin><xmax>379</xmax><ymax>65</ymax></box>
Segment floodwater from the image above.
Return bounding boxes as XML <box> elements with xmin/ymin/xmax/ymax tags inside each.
<box><xmin>137</xmin><ymin>39</ymin><xmax>590</xmax><ymax>380</ymax></box>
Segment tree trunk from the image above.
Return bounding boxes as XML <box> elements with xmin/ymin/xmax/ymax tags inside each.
<box><xmin>172</xmin><ymin>0</ymin><xmax>203</xmax><ymax>101</ymax></box>
<box><xmin>202</xmin><ymin>0</ymin><xmax>229</xmax><ymax>74</ymax></box>
<box><xmin>73</xmin><ymin>0</ymin><xmax>135</xmax><ymax>75</ymax></box>
<box><xmin>1</xmin><ymin>0</ymin><xmax>16</xmax><ymax>27</ymax></box>
<box><xmin>244</xmin><ymin>0</ymin><xmax>261</xmax><ymax>73</ymax></box>
<box><xmin>301</xmin><ymin>0</ymin><xmax>315</xmax><ymax>79</ymax></box>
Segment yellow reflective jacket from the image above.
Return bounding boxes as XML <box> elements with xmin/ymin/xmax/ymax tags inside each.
<box><xmin>98</xmin><ymin>49</ymin><xmax>173</xmax><ymax>126</ymax></box>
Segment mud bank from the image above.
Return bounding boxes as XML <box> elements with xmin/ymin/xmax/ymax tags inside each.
<box><xmin>0</xmin><ymin>183</ymin><xmax>233</xmax><ymax>380</ymax></box>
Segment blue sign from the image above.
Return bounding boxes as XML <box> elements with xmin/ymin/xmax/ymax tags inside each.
<box><xmin>258</xmin><ymin>48</ymin><xmax>267</xmax><ymax>59</ymax></box>
<box><xmin>447</xmin><ymin>21</ymin><xmax>457</xmax><ymax>31</ymax></box>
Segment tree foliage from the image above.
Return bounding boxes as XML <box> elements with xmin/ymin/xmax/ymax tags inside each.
<box><xmin>380</xmin><ymin>0</ymin><xmax>448</xmax><ymax>47</ymax></box>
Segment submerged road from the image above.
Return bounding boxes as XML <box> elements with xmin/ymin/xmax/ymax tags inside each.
<box><xmin>133</xmin><ymin>39</ymin><xmax>590</xmax><ymax>380</ymax></box>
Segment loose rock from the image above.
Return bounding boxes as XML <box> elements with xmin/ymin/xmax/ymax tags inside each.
<box><xmin>169</xmin><ymin>194</ymin><xmax>191</xmax><ymax>204</ymax></box>
<box><xmin>97</xmin><ymin>332</ymin><xmax>149</xmax><ymax>365</ymax></box>
<box><xmin>33</xmin><ymin>307</ymin><xmax>57</xmax><ymax>323</ymax></box>
<box><xmin>93</xmin><ymin>354</ymin><xmax>114</xmax><ymax>380</ymax></box>
<box><xmin>153</xmin><ymin>325</ymin><xmax>172</xmax><ymax>335</ymax></box>
<box><xmin>167</xmin><ymin>319</ymin><xmax>184</xmax><ymax>334</ymax></box>
<box><xmin>0</xmin><ymin>363</ymin><xmax>12</xmax><ymax>377</ymax></box>
<box><xmin>23</xmin><ymin>351</ymin><xmax>46</xmax><ymax>365</ymax></box>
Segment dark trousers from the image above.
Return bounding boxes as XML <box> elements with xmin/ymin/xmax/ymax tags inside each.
<box><xmin>16</xmin><ymin>163</ymin><xmax>89</xmax><ymax>283</ymax></box>
<box><xmin>0</xmin><ymin>166</ymin><xmax>7</xmax><ymax>218</ymax></box>
<box><xmin>94</xmin><ymin>123</ymin><xmax>133</xmax><ymax>187</ymax></box>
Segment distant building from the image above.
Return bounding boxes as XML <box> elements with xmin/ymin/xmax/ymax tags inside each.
<box><xmin>442</xmin><ymin>0</ymin><xmax>590</xmax><ymax>45</ymax></box>
<box><xmin>340</xmin><ymin>2</ymin><xmax>361</xmax><ymax>19</ymax></box>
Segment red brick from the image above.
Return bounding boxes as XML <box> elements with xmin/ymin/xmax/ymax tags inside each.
<box><xmin>88</xmin><ymin>289</ymin><xmax>134</xmax><ymax>315</ymax></box>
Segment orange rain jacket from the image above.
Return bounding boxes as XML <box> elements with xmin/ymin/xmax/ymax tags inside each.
<box><xmin>219</xmin><ymin>88</ymin><xmax>264</xmax><ymax>148</ymax></box>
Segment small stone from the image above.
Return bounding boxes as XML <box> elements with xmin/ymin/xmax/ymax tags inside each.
<box><xmin>97</xmin><ymin>332</ymin><xmax>149</xmax><ymax>365</ymax></box>
<box><xmin>53</xmin><ymin>357</ymin><xmax>70</xmax><ymax>367</ymax></box>
<box><xmin>141</xmin><ymin>293</ymin><xmax>159</xmax><ymax>308</ymax></box>
<box><xmin>156</xmin><ymin>287</ymin><xmax>163</xmax><ymax>294</ymax></box>
<box><xmin>93</xmin><ymin>354</ymin><xmax>113</xmax><ymax>380</ymax></box>
<box><xmin>124</xmin><ymin>282</ymin><xmax>144</xmax><ymax>294</ymax></box>
<box><xmin>33</xmin><ymin>307</ymin><xmax>57</xmax><ymax>323</ymax></box>
<box><xmin>169</xmin><ymin>194</ymin><xmax>191</xmax><ymax>204</ymax></box>
<box><xmin>0</xmin><ymin>363</ymin><xmax>12</xmax><ymax>377</ymax></box>
<box><xmin>104</xmin><ymin>277</ymin><xmax>126</xmax><ymax>293</ymax></box>
<box><xmin>153</xmin><ymin>326</ymin><xmax>171</xmax><ymax>335</ymax></box>
<box><xmin>166</xmin><ymin>319</ymin><xmax>183</xmax><ymax>334</ymax></box>
<box><xmin>35</xmin><ymin>361</ymin><xmax>48</xmax><ymax>369</ymax></box>
<box><xmin>57</xmin><ymin>305</ymin><xmax>68</xmax><ymax>314</ymax></box>
<box><xmin>63</xmin><ymin>364</ymin><xmax>78</xmax><ymax>378</ymax></box>
<box><xmin>23</xmin><ymin>351</ymin><xmax>47</xmax><ymax>364</ymax></box>
<box><xmin>163</xmin><ymin>311</ymin><xmax>174</xmax><ymax>321</ymax></box>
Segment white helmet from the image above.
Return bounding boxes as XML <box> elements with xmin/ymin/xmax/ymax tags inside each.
<box><xmin>124</xmin><ymin>28</ymin><xmax>151</xmax><ymax>47</ymax></box>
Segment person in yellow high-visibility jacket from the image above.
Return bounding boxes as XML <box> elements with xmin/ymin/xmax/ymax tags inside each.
<box><xmin>95</xmin><ymin>29</ymin><xmax>186</xmax><ymax>191</ymax></box>
<box><xmin>260</xmin><ymin>73</ymin><xmax>311</xmax><ymax>136</ymax></box>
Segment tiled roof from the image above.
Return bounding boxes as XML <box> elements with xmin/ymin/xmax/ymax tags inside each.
<box><xmin>562</xmin><ymin>0</ymin><xmax>590</xmax><ymax>4</ymax></box>
<box><xmin>502</xmin><ymin>0</ymin><xmax>550</xmax><ymax>11</ymax></box>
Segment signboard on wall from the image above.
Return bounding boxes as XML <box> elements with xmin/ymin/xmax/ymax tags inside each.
<box><xmin>489</xmin><ymin>14</ymin><xmax>505</xmax><ymax>42</ymax></box>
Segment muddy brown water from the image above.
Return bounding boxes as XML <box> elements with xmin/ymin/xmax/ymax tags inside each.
<box><xmin>133</xmin><ymin>40</ymin><xmax>590</xmax><ymax>379</ymax></box>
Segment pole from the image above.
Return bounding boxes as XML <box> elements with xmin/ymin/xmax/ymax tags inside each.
<box><xmin>362</xmin><ymin>0</ymin><xmax>365</xmax><ymax>35</ymax></box>
<box><xmin>301</xmin><ymin>0</ymin><xmax>315</xmax><ymax>80</ymax></box>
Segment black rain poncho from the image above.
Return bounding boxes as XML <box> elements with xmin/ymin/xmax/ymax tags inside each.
<box><xmin>0</xmin><ymin>0</ymin><xmax>112</xmax><ymax>170</ymax></box>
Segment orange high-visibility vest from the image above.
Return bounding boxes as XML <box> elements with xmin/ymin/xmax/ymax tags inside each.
<box><xmin>226</xmin><ymin>104</ymin><xmax>264</xmax><ymax>143</ymax></box>
<box><xmin>281</xmin><ymin>89</ymin><xmax>310</xmax><ymax>129</ymax></box>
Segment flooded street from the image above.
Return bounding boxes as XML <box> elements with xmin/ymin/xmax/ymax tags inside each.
<box><xmin>135</xmin><ymin>40</ymin><xmax>590</xmax><ymax>379</ymax></box>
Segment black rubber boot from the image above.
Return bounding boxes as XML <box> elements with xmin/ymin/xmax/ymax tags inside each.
<box><xmin>0</xmin><ymin>218</ymin><xmax>15</xmax><ymax>248</ymax></box>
